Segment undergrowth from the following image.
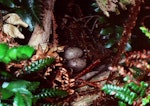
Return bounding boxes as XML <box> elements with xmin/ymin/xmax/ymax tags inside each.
<box><xmin>0</xmin><ymin>0</ymin><xmax>150</xmax><ymax>106</ymax></box>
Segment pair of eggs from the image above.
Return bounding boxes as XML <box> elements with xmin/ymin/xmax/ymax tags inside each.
<box><xmin>64</xmin><ymin>47</ymin><xmax>87</xmax><ymax>71</ymax></box>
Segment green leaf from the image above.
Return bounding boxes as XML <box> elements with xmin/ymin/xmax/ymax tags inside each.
<box><xmin>104</xmin><ymin>38</ymin><xmax>116</xmax><ymax>48</ymax></box>
<box><xmin>98</xmin><ymin>17</ymin><xmax>107</xmax><ymax>24</ymax></box>
<box><xmin>0</xmin><ymin>88</ymin><xmax>14</xmax><ymax>100</ymax></box>
<box><xmin>1</xmin><ymin>56</ymin><xmax>11</xmax><ymax>64</ymax></box>
<box><xmin>15</xmin><ymin>0</ymin><xmax>43</xmax><ymax>31</ymax></box>
<box><xmin>34</xmin><ymin>88</ymin><xmax>68</xmax><ymax>99</ymax></box>
<box><xmin>7</xmin><ymin>47</ymin><xmax>18</xmax><ymax>61</ymax></box>
<box><xmin>142</xmin><ymin>95</ymin><xmax>150</xmax><ymax>106</ymax></box>
<box><xmin>0</xmin><ymin>43</ymin><xmax>9</xmax><ymax>60</ymax></box>
<box><xmin>15</xmin><ymin>9</ymin><xmax>36</xmax><ymax>31</ymax></box>
<box><xmin>131</xmin><ymin>66</ymin><xmax>145</xmax><ymax>79</ymax></box>
<box><xmin>26</xmin><ymin>82</ymin><xmax>40</xmax><ymax>91</ymax></box>
<box><xmin>115</xmin><ymin>26</ymin><xmax>123</xmax><ymax>40</ymax></box>
<box><xmin>0</xmin><ymin>0</ymin><xmax>16</xmax><ymax>8</ymax></box>
<box><xmin>24</xmin><ymin>57</ymin><xmax>55</xmax><ymax>74</ymax></box>
<box><xmin>115</xmin><ymin>26</ymin><xmax>123</xmax><ymax>35</ymax></box>
<box><xmin>94</xmin><ymin>7</ymin><xmax>100</xmax><ymax>12</ymax></box>
<box><xmin>13</xmin><ymin>91</ymin><xmax>32</xmax><ymax>106</ymax></box>
<box><xmin>100</xmin><ymin>27</ymin><xmax>114</xmax><ymax>36</ymax></box>
<box><xmin>118</xmin><ymin>101</ymin><xmax>126</xmax><ymax>106</ymax></box>
<box><xmin>2</xmin><ymin>80</ymin><xmax>30</xmax><ymax>92</ymax></box>
<box><xmin>91</xmin><ymin>3</ymin><xmax>98</xmax><ymax>7</ymax></box>
<box><xmin>140</xmin><ymin>26</ymin><xmax>150</xmax><ymax>39</ymax></box>
<box><xmin>17</xmin><ymin>45</ymin><xmax>35</xmax><ymax>60</ymax></box>
<box><xmin>0</xmin><ymin>70</ymin><xmax>15</xmax><ymax>81</ymax></box>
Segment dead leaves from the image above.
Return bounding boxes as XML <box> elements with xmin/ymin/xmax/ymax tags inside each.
<box><xmin>96</xmin><ymin>0</ymin><xmax>135</xmax><ymax>17</ymax></box>
<box><xmin>3</xmin><ymin>24</ymin><xmax>25</xmax><ymax>39</ymax></box>
<box><xmin>3</xmin><ymin>13</ymin><xmax>28</xmax><ymax>27</ymax></box>
<box><xmin>2</xmin><ymin>13</ymin><xmax>28</xmax><ymax>39</ymax></box>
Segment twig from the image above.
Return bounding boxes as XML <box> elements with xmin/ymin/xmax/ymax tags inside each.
<box><xmin>76</xmin><ymin>79</ymin><xmax>101</xmax><ymax>88</ymax></box>
<box><xmin>74</xmin><ymin>59</ymin><xmax>101</xmax><ymax>79</ymax></box>
<box><xmin>51</xmin><ymin>11</ymin><xmax>59</xmax><ymax>47</ymax></box>
<box><xmin>112</xmin><ymin>0</ymin><xmax>143</xmax><ymax>66</ymax></box>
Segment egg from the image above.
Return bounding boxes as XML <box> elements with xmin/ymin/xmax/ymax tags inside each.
<box><xmin>64</xmin><ymin>47</ymin><xmax>83</xmax><ymax>60</ymax></box>
<box><xmin>67</xmin><ymin>58</ymin><xmax>87</xmax><ymax>71</ymax></box>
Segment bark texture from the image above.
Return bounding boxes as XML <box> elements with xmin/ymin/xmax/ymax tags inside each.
<box><xmin>28</xmin><ymin>0</ymin><xmax>56</xmax><ymax>50</ymax></box>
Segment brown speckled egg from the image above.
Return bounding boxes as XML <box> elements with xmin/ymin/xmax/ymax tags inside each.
<box><xmin>67</xmin><ymin>58</ymin><xmax>86</xmax><ymax>71</ymax></box>
<box><xmin>64</xmin><ymin>47</ymin><xmax>83</xmax><ymax>60</ymax></box>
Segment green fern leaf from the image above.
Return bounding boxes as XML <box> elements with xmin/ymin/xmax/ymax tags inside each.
<box><xmin>102</xmin><ymin>84</ymin><xmax>138</xmax><ymax>105</ymax></box>
<box><xmin>26</xmin><ymin>82</ymin><xmax>40</xmax><ymax>92</ymax></box>
<box><xmin>23</xmin><ymin>57</ymin><xmax>55</xmax><ymax>74</ymax></box>
<box><xmin>34</xmin><ymin>88</ymin><xmax>68</xmax><ymax>99</ymax></box>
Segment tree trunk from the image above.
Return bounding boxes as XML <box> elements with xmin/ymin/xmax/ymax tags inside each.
<box><xmin>28</xmin><ymin>0</ymin><xmax>56</xmax><ymax>50</ymax></box>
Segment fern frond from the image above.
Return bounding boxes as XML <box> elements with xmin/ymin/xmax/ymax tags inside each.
<box><xmin>34</xmin><ymin>88</ymin><xmax>68</xmax><ymax>99</ymax></box>
<box><xmin>102</xmin><ymin>84</ymin><xmax>137</xmax><ymax>105</ymax></box>
<box><xmin>127</xmin><ymin>81</ymin><xmax>148</xmax><ymax>97</ymax></box>
<box><xmin>26</xmin><ymin>82</ymin><xmax>40</xmax><ymax>92</ymax></box>
<box><xmin>102</xmin><ymin>81</ymin><xmax>149</xmax><ymax>105</ymax></box>
<box><xmin>142</xmin><ymin>94</ymin><xmax>150</xmax><ymax>106</ymax></box>
<box><xmin>23</xmin><ymin>57</ymin><xmax>55</xmax><ymax>74</ymax></box>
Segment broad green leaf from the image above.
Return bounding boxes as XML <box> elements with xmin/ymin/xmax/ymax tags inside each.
<box><xmin>115</xmin><ymin>26</ymin><xmax>123</xmax><ymax>34</ymax></box>
<box><xmin>13</xmin><ymin>91</ymin><xmax>32</xmax><ymax>106</ymax></box>
<box><xmin>94</xmin><ymin>7</ymin><xmax>100</xmax><ymax>12</ymax></box>
<box><xmin>15</xmin><ymin>9</ymin><xmax>36</xmax><ymax>31</ymax></box>
<box><xmin>0</xmin><ymin>0</ymin><xmax>16</xmax><ymax>8</ymax></box>
<box><xmin>104</xmin><ymin>38</ymin><xmax>116</xmax><ymax>48</ymax></box>
<box><xmin>17</xmin><ymin>0</ymin><xmax>43</xmax><ymax>31</ymax></box>
<box><xmin>98</xmin><ymin>16</ymin><xmax>107</xmax><ymax>24</ymax></box>
<box><xmin>91</xmin><ymin>3</ymin><xmax>98</xmax><ymax>7</ymax></box>
<box><xmin>100</xmin><ymin>27</ymin><xmax>114</xmax><ymax>36</ymax></box>
<box><xmin>115</xmin><ymin>26</ymin><xmax>123</xmax><ymax>40</ymax></box>
<box><xmin>2</xmin><ymin>80</ymin><xmax>30</xmax><ymax>92</ymax></box>
<box><xmin>0</xmin><ymin>88</ymin><xmax>13</xmax><ymax>100</ymax></box>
